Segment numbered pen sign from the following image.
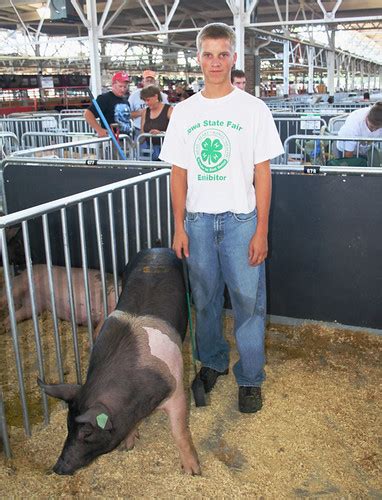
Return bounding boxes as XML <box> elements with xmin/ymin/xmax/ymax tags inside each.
<box><xmin>304</xmin><ymin>166</ymin><xmax>321</xmax><ymax>175</ymax></box>
<box><xmin>301</xmin><ymin>113</ymin><xmax>321</xmax><ymax>131</ymax></box>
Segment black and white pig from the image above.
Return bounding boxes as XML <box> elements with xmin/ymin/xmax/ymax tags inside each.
<box><xmin>38</xmin><ymin>248</ymin><xmax>201</xmax><ymax>476</ymax></box>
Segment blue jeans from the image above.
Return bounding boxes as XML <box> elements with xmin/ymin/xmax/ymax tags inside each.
<box><xmin>139</xmin><ymin>141</ymin><xmax>161</xmax><ymax>161</ymax></box>
<box><xmin>185</xmin><ymin>210</ymin><xmax>266</xmax><ymax>387</ymax></box>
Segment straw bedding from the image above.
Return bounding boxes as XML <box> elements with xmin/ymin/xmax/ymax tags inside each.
<box><xmin>1</xmin><ymin>313</ymin><xmax>381</xmax><ymax>498</ymax></box>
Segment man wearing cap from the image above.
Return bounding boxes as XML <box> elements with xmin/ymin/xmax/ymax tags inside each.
<box><xmin>84</xmin><ymin>71</ymin><xmax>131</xmax><ymax>137</ymax></box>
<box><xmin>128</xmin><ymin>70</ymin><xmax>169</xmax><ymax>137</ymax></box>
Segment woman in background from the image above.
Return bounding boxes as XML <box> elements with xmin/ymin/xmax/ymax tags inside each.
<box><xmin>140</xmin><ymin>86</ymin><xmax>173</xmax><ymax>160</ymax></box>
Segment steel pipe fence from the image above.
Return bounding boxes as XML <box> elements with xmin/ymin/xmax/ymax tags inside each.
<box><xmin>0</xmin><ymin>132</ymin><xmax>19</xmax><ymax>159</ymax></box>
<box><xmin>20</xmin><ymin>132</ymin><xmax>96</xmax><ymax>150</ymax></box>
<box><xmin>266</xmin><ymin>101</ymin><xmax>371</xmax><ymax>114</ymax></box>
<box><xmin>293</xmin><ymin>102</ymin><xmax>370</xmax><ymax>113</ymax></box>
<box><xmin>0</xmin><ymin>388</ymin><xmax>11</xmax><ymax>459</ymax></box>
<box><xmin>136</xmin><ymin>132</ymin><xmax>165</xmax><ymax>161</ymax></box>
<box><xmin>11</xmin><ymin>135</ymin><xmax>135</xmax><ymax>160</ymax></box>
<box><xmin>327</xmin><ymin>114</ymin><xmax>349</xmax><ymax>134</ymax></box>
<box><xmin>0</xmin><ymin>168</ymin><xmax>172</xmax><ymax>454</ymax></box>
<box><xmin>283</xmin><ymin>134</ymin><xmax>382</xmax><ymax>167</ymax></box>
<box><xmin>0</xmin><ymin>115</ymin><xmax>60</xmax><ymax>141</ymax></box>
<box><xmin>59</xmin><ymin>109</ymin><xmax>85</xmax><ymax>116</ymax></box>
<box><xmin>59</xmin><ymin>116</ymin><xmax>93</xmax><ymax>134</ymax></box>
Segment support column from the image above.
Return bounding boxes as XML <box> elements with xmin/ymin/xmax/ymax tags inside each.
<box><xmin>344</xmin><ymin>57</ymin><xmax>350</xmax><ymax>92</ymax></box>
<box><xmin>327</xmin><ymin>31</ymin><xmax>335</xmax><ymax>97</ymax></box>
<box><xmin>351</xmin><ymin>60</ymin><xmax>355</xmax><ymax>91</ymax></box>
<box><xmin>254</xmin><ymin>36</ymin><xmax>271</xmax><ymax>97</ymax></box>
<box><xmin>86</xmin><ymin>0</ymin><xmax>102</xmax><ymax>96</ymax></box>
<box><xmin>233</xmin><ymin>0</ymin><xmax>245</xmax><ymax>70</ymax></box>
<box><xmin>283</xmin><ymin>40</ymin><xmax>289</xmax><ymax>97</ymax></box>
<box><xmin>307</xmin><ymin>46</ymin><xmax>314</xmax><ymax>94</ymax></box>
<box><xmin>374</xmin><ymin>65</ymin><xmax>378</xmax><ymax>89</ymax></box>
<box><xmin>360</xmin><ymin>61</ymin><xmax>364</xmax><ymax>90</ymax></box>
<box><xmin>335</xmin><ymin>54</ymin><xmax>341</xmax><ymax>92</ymax></box>
<box><xmin>367</xmin><ymin>63</ymin><xmax>371</xmax><ymax>91</ymax></box>
<box><xmin>254</xmin><ymin>51</ymin><xmax>261</xmax><ymax>97</ymax></box>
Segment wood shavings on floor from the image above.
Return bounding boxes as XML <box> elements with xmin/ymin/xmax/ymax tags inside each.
<box><xmin>1</xmin><ymin>314</ymin><xmax>381</xmax><ymax>497</ymax></box>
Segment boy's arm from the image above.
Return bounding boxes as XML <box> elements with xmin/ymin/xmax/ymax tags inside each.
<box><xmin>170</xmin><ymin>165</ymin><xmax>189</xmax><ymax>258</ymax></box>
<box><xmin>249</xmin><ymin>160</ymin><xmax>272</xmax><ymax>266</ymax></box>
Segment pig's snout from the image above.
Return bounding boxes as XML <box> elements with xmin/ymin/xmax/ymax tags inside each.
<box><xmin>52</xmin><ymin>457</ymin><xmax>75</xmax><ymax>476</ymax></box>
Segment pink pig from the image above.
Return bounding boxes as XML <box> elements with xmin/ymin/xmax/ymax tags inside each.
<box><xmin>1</xmin><ymin>265</ymin><xmax>117</xmax><ymax>334</ymax></box>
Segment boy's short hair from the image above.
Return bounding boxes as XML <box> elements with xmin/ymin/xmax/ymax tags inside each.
<box><xmin>140</xmin><ymin>85</ymin><xmax>162</xmax><ymax>102</ymax></box>
<box><xmin>231</xmin><ymin>69</ymin><xmax>245</xmax><ymax>82</ymax></box>
<box><xmin>196</xmin><ymin>23</ymin><xmax>236</xmax><ymax>54</ymax></box>
<box><xmin>367</xmin><ymin>101</ymin><xmax>382</xmax><ymax>128</ymax></box>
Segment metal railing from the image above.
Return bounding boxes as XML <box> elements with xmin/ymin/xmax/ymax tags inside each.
<box><xmin>136</xmin><ymin>132</ymin><xmax>165</xmax><ymax>161</ymax></box>
<box><xmin>11</xmin><ymin>134</ymin><xmax>135</xmax><ymax>160</ymax></box>
<box><xmin>327</xmin><ymin>114</ymin><xmax>349</xmax><ymax>134</ymax></box>
<box><xmin>284</xmin><ymin>134</ymin><xmax>382</xmax><ymax>167</ymax></box>
<box><xmin>0</xmin><ymin>115</ymin><xmax>60</xmax><ymax>140</ymax></box>
<box><xmin>21</xmin><ymin>131</ymin><xmax>95</xmax><ymax>150</ymax></box>
<box><xmin>0</xmin><ymin>168</ymin><xmax>171</xmax><ymax>452</ymax></box>
<box><xmin>59</xmin><ymin>116</ymin><xmax>93</xmax><ymax>134</ymax></box>
<box><xmin>266</xmin><ymin>100</ymin><xmax>371</xmax><ymax>114</ymax></box>
<box><xmin>0</xmin><ymin>132</ymin><xmax>19</xmax><ymax>159</ymax></box>
<box><xmin>59</xmin><ymin>109</ymin><xmax>84</xmax><ymax>116</ymax></box>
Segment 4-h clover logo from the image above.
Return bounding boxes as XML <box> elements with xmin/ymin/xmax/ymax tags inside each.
<box><xmin>194</xmin><ymin>129</ymin><xmax>230</xmax><ymax>173</ymax></box>
<box><xmin>201</xmin><ymin>138</ymin><xmax>223</xmax><ymax>165</ymax></box>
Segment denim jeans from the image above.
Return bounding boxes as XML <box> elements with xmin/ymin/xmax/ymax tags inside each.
<box><xmin>139</xmin><ymin>141</ymin><xmax>161</xmax><ymax>161</ymax></box>
<box><xmin>185</xmin><ymin>210</ymin><xmax>266</xmax><ymax>387</ymax></box>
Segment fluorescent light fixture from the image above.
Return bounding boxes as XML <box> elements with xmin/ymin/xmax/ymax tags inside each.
<box><xmin>37</xmin><ymin>6</ymin><xmax>51</xmax><ymax>19</ymax></box>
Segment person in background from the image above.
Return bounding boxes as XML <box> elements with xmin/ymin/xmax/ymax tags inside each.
<box><xmin>84</xmin><ymin>71</ymin><xmax>131</xmax><ymax>137</ymax></box>
<box><xmin>231</xmin><ymin>69</ymin><xmax>246</xmax><ymax>91</ymax></box>
<box><xmin>128</xmin><ymin>70</ymin><xmax>168</xmax><ymax>137</ymax></box>
<box><xmin>327</xmin><ymin>96</ymin><xmax>334</xmax><ymax>104</ymax></box>
<box><xmin>337</xmin><ymin>101</ymin><xmax>382</xmax><ymax>158</ymax></box>
<box><xmin>160</xmin><ymin>23</ymin><xmax>284</xmax><ymax>414</ymax></box>
<box><xmin>363</xmin><ymin>91</ymin><xmax>370</xmax><ymax>101</ymax></box>
<box><xmin>140</xmin><ymin>86</ymin><xmax>173</xmax><ymax>161</ymax></box>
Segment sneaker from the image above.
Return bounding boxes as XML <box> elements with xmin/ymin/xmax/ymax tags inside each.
<box><xmin>198</xmin><ymin>367</ymin><xmax>229</xmax><ymax>393</ymax></box>
<box><xmin>238</xmin><ymin>386</ymin><xmax>262</xmax><ymax>413</ymax></box>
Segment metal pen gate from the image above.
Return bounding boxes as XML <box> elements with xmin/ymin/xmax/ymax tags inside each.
<box><xmin>0</xmin><ymin>168</ymin><xmax>171</xmax><ymax>457</ymax></box>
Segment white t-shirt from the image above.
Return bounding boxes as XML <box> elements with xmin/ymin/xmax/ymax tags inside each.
<box><xmin>159</xmin><ymin>88</ymin><xmax>284</xmax><ymax>214</ymax></box>
<box><xmin>128</xmin><ymin>88</ymin><xmax>169</xmax><ymax>129</ymax></box>
<box><xmin>337</xmin><ymin>107</ymin><xmax>382</xmax><ymax>155</ymax></box>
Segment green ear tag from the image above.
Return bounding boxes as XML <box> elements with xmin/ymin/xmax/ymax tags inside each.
<box><xmin>96</xmin><ymin>413</ymin><xmax>109</xmax><ymax>429</ymax></box>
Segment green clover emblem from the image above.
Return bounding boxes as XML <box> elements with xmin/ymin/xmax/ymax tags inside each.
<box><xmin>201</xmin><ymin>138</ymin><xmax>223</xmax><ymax>165</ymax></box>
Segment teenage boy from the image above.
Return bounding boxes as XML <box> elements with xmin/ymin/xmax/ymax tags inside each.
<box><xmin>231</xmin><ymin>69</ymin><xmax>246</xmax><ymax>91</ymax></box>
<box><xmin>160</xmin><ymin>23</ymin><xmax>284</xmax><ymax>413</ymax></box>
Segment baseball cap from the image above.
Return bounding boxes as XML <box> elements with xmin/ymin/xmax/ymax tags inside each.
<box><xmin>112</xmin><ymin>71</ymin><xmax>129</xmax><ymax>83</ymax></box>
<box><xmin>142</xmin><ymin>70</ymin><xmax>156</xmax><ymax>79</ymax></box>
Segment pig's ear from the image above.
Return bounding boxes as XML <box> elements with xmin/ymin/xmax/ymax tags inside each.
<box><xmin>75</xmin><ymin>404</ymin><xmax>113</xmax><ymax>431</ymax></box>
<box><xmin>37</xmin><ymin>378</ymin><xmax>81</xmax><ymax>402</ymax></box>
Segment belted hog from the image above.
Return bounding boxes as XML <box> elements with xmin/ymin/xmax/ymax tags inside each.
<box><xmin>38</xmin><ymin>248</ymin><xmax>200</xmax><ymax>476</ymax></box>
<box><xmin>1</xmin><ymin>264</ymin><xmax>116</xmax><ymax>333</ymax></box>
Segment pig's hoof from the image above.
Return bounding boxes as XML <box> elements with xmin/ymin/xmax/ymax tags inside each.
<box><xmin>182</xmin><ymin>461</ymin><xmax>201</xmax><ymax>476</ymax></box>
<box><xmin>118</xmin><ymin>429</ymin><xmax>140</xmax><ymax>451</ymax></box>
